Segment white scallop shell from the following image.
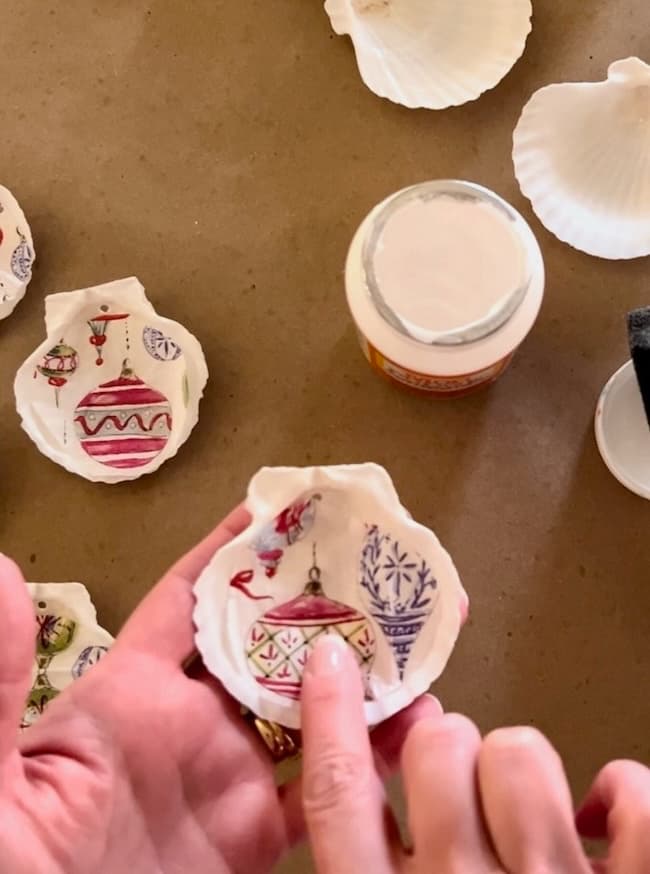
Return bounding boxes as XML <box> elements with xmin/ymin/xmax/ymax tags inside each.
<box><xmin>14</xmin><ymin>277</ymin><xmax>208</xmax><ymax>484</ymax></box>
<box><xmin>513</xmin><ymin>57</ymin><xmax>650</xmax><ymax>259</ymax></box>
<box><xmin>324</xmin><ymin>0</ymin><xmax>533</xmax><ymax>110</ymax></box>
<box><xmin>22</xmin><ymin>582</ymin><xmax>113</xmax><ymax>729</ymax></box>
<box><xmin>0</xmin><ymin>185</ymin><xmax>35</xmax><ymax>320</ymax></box>
<box><xmin>194</xmin><ymin>463</ymin><xmax>466</xmax><ymax>730</ymax></box>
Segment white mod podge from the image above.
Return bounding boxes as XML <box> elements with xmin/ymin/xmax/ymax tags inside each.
<box><xmin>345</xmin><ymin>181</ymin><xmax>545</xmax><ymax>397</ymax></box>
<box><xmin>372</xmin><ymin>194</ymin><xmax>527</xmax><ymax>338</ymax></box>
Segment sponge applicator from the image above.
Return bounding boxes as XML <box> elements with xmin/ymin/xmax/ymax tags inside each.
<box><xmin>627</xmin><ymin>307</ymin><xmax>650</xmax><ymax>428</ymax></box>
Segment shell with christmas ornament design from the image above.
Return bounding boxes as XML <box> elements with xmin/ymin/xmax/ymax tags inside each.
<box><xmin>194</xmin><ymin>463</ymin><xmax>466</xmax><ymax>730</ymax></box>
<box><xmin>0</xmin><ymin>185</ymin><xmax>35</xmax><ymax>320</ymax></box>
<box><xmin>14</xmin><ymin>277</ymin><xmax>208</xmax><ymax>483</ymax></box>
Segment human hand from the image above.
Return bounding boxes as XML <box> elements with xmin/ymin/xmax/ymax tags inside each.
<box><xmin>300</xmin><ymin>635</ymin><xmax>650</xmax><ymax>874</ymax></box>
<box><xmin>0</xmin><ymin>507</ymin><xmax>441</xmax><ymax>874</ymax></box>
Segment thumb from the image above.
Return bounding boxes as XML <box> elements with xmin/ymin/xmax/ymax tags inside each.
<box><xmin>0</xmin><ymin>555</ymin><xmax>35</xmax><ymax>760</ymax></box>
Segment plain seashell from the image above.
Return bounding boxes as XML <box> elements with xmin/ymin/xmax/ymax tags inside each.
<box><xmin>324</xmin><ymin>0</ymin><xmax>533</xmax><ymax>110</ymax></box>
<box><xmin>193</xmin><ymin>463</ymin><xmax>466</xmax><ymax>730</ymax></box>
<box><xmin>513</xmin><ymin>57</ymin><xmax>650</xmax><ymax>259</ymax></box>
<box><xmin>0</xmin><ymin>185</ymin><xmax>35</xmax><ymax>320</ymax></box>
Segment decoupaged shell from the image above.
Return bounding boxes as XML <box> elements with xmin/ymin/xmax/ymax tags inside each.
<box><xmin>324</xmin><ymin>0</ymin><xmax>532</xmax><ymax>110</ymax></box>
<box><xmin>0</xmin><ymin>185</ymin><xmax>35</xmax><ymax>320</ymax></box>
<box><xmin>22</xmin><ymin>582</ymin><xmax>113</xmax><ymax>729</ymax></box>
<box><xmin>194</xmin><ymin>463</ymin><xmax>466</xmax><ymax>730</ymax></box>
<box><xmin>14</xmin><ymin>277</ymin><xmax>208</xmax><ymax>483</ymax></box>
<box><xmin>513</xmin><ymin>57</ymin><xmax>650</xmax><ymax>259</ymax></box>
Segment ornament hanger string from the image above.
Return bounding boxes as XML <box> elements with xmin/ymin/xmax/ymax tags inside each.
<box><xmin>309</xmin><ymin>543</ymin><xmax>321</xmax><ymax>583</ymax></box>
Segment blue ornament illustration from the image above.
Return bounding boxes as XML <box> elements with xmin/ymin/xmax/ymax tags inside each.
<box><xmin>359</xmin><ymin>525</ymin><xmax>438</xmax><ymax>679</ymax></box>
<box><xmin>71</xmin><ymin>645</ymin><xmax>109</xmax><ymax>679</ymax></box>
<box><xmin>10</xmin><ymin>229</ymin><xmax>33</xmax><ymax>282</ymax></box>
<box><xmin>143</xmin><ymin>326</ymin><xmax>182</xmax><ymax>361</ymax></box>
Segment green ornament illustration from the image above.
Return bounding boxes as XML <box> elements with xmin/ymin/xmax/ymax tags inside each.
<box><xmin>36</xmin><ymin>613</ymin><xmax>76</xmax><ymax>658</ymax></box>
<box><xmin>22</xmin><ymin>612</ymin><xmax>77</xmax><ymax>728</ymax></box>
<box><xmin>22</xmin><ymin>684</ymin><xmax>60</xmax><ymax>729</ymax></box>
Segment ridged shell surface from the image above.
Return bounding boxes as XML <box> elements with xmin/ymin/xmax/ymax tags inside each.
<box><xmin>325</xmin><ymin>0</ymin><xmax>533</xmax><ymax>109</ymax></box>
<box><xmin>513</xmin><ymin>57</ymin><xmax>650</xmax><ymax>259</ymax></box>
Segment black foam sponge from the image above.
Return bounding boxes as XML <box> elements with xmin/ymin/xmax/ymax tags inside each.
<box><xmin>627</xmin><ymin>306</ymin><xmax>650</xmax><ymax>428</ymax></box>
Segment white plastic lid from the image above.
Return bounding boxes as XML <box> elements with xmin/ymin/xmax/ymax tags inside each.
<box><xmin>595</xmin><ymin>360</ymin><xmax>650</xmax><ymax>499</ymax></box>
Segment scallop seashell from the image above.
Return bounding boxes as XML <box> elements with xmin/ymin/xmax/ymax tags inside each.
<box><xmin>0</xmin><ymin>185</ymin><xmax>35</xmax><ymax>320</ymax></box>
<box><xmin>14</xmin><ymin>277</ymin><xmax>208</xmax><ymax>484</ymax></box>
<box><xmin>324</xmin><ymin>0</ymin><xmax>533</xmax><ymax>110</ymax></box>
<box><xmin>194</xmin><ymin>463</ymin><xmax>467</xmax><ymax>730</ymax></box>
<box><xmin>513</xmin><ymin>57</ymin><xmax>650</xmax><ymax>259</ymax></box>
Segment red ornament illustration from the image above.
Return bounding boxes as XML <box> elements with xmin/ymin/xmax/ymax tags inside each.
<box><xmin>74</xmin><ymin>359</ymin><xmax>172</xmax><ymax>470</ymax></box>
<box><xmin>88</xmin><ymin>309</ymin><xmax>129</xmax><ymax>365</ymax></box>
<box><xmin>36</xmin><ymin>340</ymin><xmax>79</xmax><ymax>408</ymax></box>
<box><xmin>252</xmin><ymin>494</ymin><xmax>321</xmax><ymax>577</ymax></box>
<box><xmin>246</xmin><ymin>550</ymin><xmax>376</xmax><ymax>701</ymax></box>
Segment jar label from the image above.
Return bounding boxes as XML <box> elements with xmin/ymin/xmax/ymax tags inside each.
<box><xmin>358</xmin><ymin>335</ymin><xmax>514</xmax><ymax>397</ymax></box>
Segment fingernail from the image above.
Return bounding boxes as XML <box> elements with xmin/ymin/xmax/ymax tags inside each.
<box><xmin>306</xmin><ymin>634</ymin><xmax>347</xmax><ymax>676</ymax></box>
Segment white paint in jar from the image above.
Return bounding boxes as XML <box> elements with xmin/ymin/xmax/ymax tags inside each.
<box><xmin>345</xmin><ymin>180</ymin><xmax>545</xmax><ymax>397</ymax></box>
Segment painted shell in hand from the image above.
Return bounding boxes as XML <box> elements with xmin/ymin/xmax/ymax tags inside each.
<box><xmin>194</xmin><ymin>464</ymin><xmax>466</xmax><ymax>730</ymax></box>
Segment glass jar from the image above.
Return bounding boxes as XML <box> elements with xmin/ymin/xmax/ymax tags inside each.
<box><xmin>345</xmin><ymin>180</ymin><xmax>545</xmax><ymax>397</ymax></box>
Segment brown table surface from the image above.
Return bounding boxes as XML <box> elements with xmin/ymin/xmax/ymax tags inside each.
<box><xmin>1</xmin><ymin>2</ymin><xmax>649</xmax><ymax>871</ymax></box>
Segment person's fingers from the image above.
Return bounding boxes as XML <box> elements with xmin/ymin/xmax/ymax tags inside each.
<box><xmin>478</xmin><ymin>727</ymin><xmax>591</xmax><ymax>873</ymax></box>
<box><xmin>402</xmin><ymin>713</ymin><xmax>498</xmax><ymax>867</ymax></box>
<box><xmin>371</xmin><ymin>693</ymin><xmax>443</xmax><ymax>778</ymax></box>
<box><xmin>301</xmin><ymin>635</ymin><xmax>400</xmax><ymax>874</ymax></box>
<box><xmin>0</xmin><ymin>556</ymin><xmax>34</xmax><ymax>762</ymax></box>
<box><xmin>115</xmin><ymin>505</ymin><xmax>250</xmax><ymax>663</ymax></box>
<box><xmin>576</xmin><ymin>760</ymin><xmax>650</xmax><ymax>872</ymax></box>
<box><xmin>171</xmin><ymin>504</ymin><xmax>251</xmax><ymax>582</ymax></box>
<box><xmin>280</xmin><ymin>693</ymin><xmax>443</xmax><ymax>846</ymax></box>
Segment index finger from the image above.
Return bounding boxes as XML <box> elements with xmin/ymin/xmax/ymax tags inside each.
<box><xmin>301</xmin><ymin>635</ymin><xmax>398</xmax><ymax>874</ymax></box>
<box><xmin>115</xmin><ymin>504</ymin><xmax>250</xmax><ymax>663</ymax></box>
